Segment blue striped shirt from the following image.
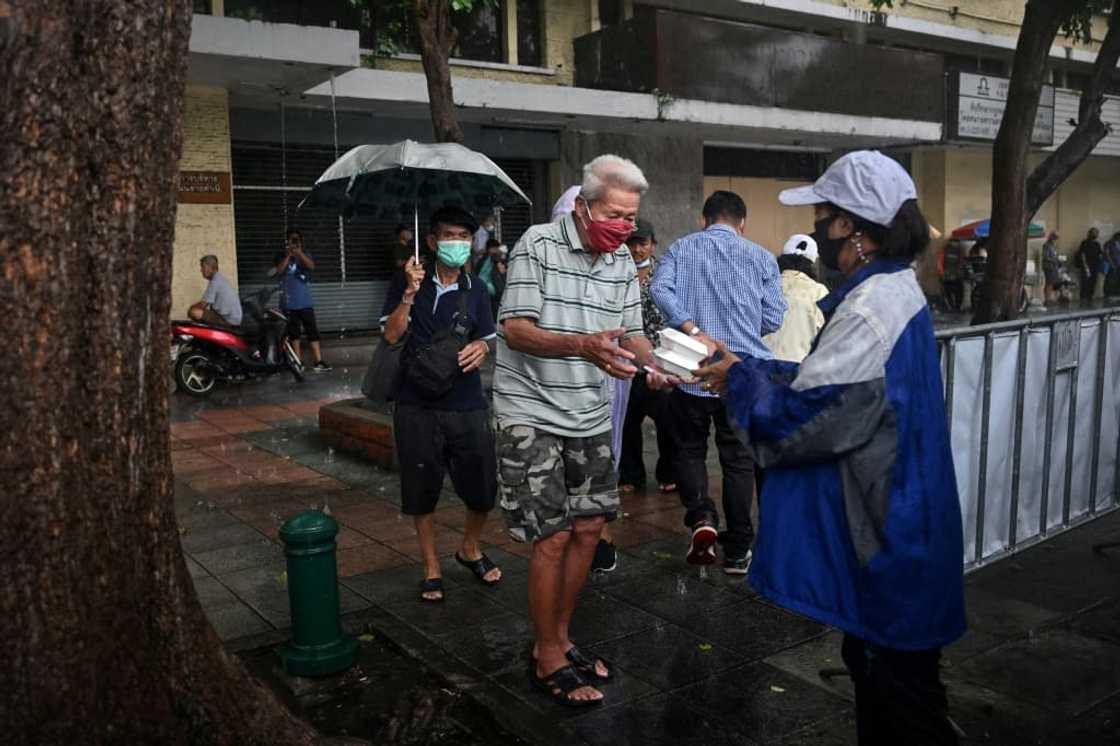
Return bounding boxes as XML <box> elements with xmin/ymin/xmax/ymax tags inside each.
<box><xmin>651</xmin><ymin>223</ymin><xmax>786</xmax><ymax>397</ymax></box>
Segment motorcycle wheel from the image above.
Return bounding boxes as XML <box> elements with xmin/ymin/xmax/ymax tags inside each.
<box><xmin>176</xmin><ymin>350</ymin><xmax>218</xmax><ymax>397</ymax></box>
<box><xmin>283</xmin><ymin>340</ymin><xmax>305</xmax><ymax>383</ymax></box>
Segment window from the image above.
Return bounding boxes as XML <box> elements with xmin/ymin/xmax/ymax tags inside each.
<box><xmin>452</xmin><ymin>2</ymin><xmax>505</xmax><ymax>64</ymax></box>
<box><xmin>516</xmin><ymin>0</ymin><xmax>542</xmax><ymax>67</ymax></box>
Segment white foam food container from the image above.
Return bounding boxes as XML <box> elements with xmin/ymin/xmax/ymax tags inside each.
<box><xmin>659</xmin><ymin>328</ymin><xmax>710</xmax><ymax>359</ymax></box>
<box><xmin>653</xmin><ymin>348</ymin><xmax>701</xmax><ymax>379</ymax></box>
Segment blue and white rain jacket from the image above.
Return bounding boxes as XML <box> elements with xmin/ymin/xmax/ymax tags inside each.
<box><xmin>726</xmin><ymin>259</ymin><xmax>966</xmax><ymax>650</ymax></box>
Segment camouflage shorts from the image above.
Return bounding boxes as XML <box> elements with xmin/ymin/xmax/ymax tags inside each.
<box><xmin>496</xmin><ymin>425</ymin><xmax>619</xmax><ymax>543</ymax></box>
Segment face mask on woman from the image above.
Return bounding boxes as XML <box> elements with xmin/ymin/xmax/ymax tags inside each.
<box><xmin>436</xmin><ymin>240</ymin><xmax>472</xmax><ymax>268</ymax></box>
<box><xmin>813</xmin><ymin>216</ymin><xmax>849</xmax><ymax>271</ymax></box>
<box><xmin>581</xmin><ymin>204</ymin><xmax>634</xmax><ymax>253</ymax></box>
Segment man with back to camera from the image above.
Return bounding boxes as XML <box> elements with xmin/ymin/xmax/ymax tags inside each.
<box><xmin>651</xmin><ymin>190</ymin><xmax>786</xmax><ymax>575</ymax></box>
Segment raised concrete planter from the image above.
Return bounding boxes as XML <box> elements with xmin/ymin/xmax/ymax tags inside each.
<box><xmin>318</xmin><ymin>398</ymin><xmax>397</xmax><ymax>471</ymax></box>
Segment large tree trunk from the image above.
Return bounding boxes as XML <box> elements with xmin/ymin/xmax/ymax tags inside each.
<box><xmin>1026</xmin><ymin>7</ymin><xmax>1120</xmax><ymax>216</ymax></box>
<box><xmin>0</xmin><ymin>3</ymin><xmax>319</xmax><ymax>742</ymax></box>
<box><xmin>415</xmin><ymin>0</ymin><xmax>465</xmax><ymax>144</ymax></box>
<box><xmin>978</xmin><ymin>0</ymin><xmax>1077</xmax><ymax>324</ymax></box>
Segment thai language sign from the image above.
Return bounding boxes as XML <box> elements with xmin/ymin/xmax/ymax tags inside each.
<box><xmin>177</xmin><ymin>171</ymin><xmax>232</xmax><ymax>204</ymax></box>
<box><xmin>951</xmin><ymin>72</ymin><xmax>1055</xmax><ymax>146</ymax></box>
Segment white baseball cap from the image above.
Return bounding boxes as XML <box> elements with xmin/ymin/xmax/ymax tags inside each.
<box><xmin>551</xmin><ymin>185</ymin><xmax>581</xmax><ymax>222</ymax></box>
<box><xmin>779</xmin><ymin>150</ymin><xmax>917</xmax><ymax>227</ymax></box>
<box><xmin>782</xmin><ymin>234</ymin><xmax>819</xmax><ymax>263</ymax></box>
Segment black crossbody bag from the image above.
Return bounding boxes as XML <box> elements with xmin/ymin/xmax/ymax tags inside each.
<box><xmin>404</xmin><ymin>275</ymin><xmax>473</xmax><ymax>399</ymax></box>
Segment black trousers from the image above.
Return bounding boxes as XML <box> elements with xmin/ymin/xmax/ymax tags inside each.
<box><xmin>618</xmin><ymin>374</ymin><xmax>675</xmax><ymax>488</ymax></box>
<box><xmin>841</xmin><ymin>635</ymin><xmax>959</xmax><ymax>746</ymax></box>
<box><xmin>1080</xmin><ymin>270</ymin><xmax>1100</xmax><ymax>301</ymax></box>
<box><xmin>668</xmin><ymin>389</ymin><xmax>754</xmax><ymax>557</ymax></box>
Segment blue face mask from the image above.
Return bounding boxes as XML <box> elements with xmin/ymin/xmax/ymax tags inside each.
<box><xmin>436</xmin><ymin>240</ymin><xmax>472</xmax><ymax>268</ymax></box>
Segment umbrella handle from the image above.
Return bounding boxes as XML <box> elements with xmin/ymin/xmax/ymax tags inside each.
<box><xmin>414</xmin><ymin>205</ymin><xmax>419</xmax><ymax>265</ymax></box>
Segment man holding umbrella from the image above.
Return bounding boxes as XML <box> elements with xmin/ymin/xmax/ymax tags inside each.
<box><xmin>495</xmin><ymin>155</ymin><xmax>674</xmax><ymax>707</ymax></box>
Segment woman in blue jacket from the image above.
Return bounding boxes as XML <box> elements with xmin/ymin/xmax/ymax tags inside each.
<box><xmin>696</xmin><ymin>151</ymin><xmax>966</xmax><ymax>746</ymax></box>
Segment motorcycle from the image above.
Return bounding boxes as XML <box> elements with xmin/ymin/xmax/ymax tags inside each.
<box><xmin>171</xmin><ymin>285</ymin><xmax>304</xmax><ymax>397</ymax></box>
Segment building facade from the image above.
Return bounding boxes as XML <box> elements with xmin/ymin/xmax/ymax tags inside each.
<box><xmin>174</xmin><ymin>0</ymin><xmax>1120</xmax><ymax>329</ymax></box>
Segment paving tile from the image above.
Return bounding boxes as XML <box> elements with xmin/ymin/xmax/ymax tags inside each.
<box><xmin>1065</xmin><ymin>598</ymin><xmax>1120</xmax><ymax>646</ymax></box>
<box><xmin>183</xmin><ymin>435</ymin><xmax>244</xmax><ymax>450</ymax></box>
<box><xmin>294</xmin><ymin>450</ymin><xmax>383</xmax><ymax>487</ymax></box>
<box><xmin>335</xmin><ymin>543</ymin><xmax>413</xmax><ymax>577</ymax></box>
<box><xmin>381</xmin><ymin>587</ymin><xmax>511</xmax><ymax>638</ymax></box>
<box><xmin>254</xmin><ymin>463</ymin><xmax>324</xmax><ymax>485</ymax></box>
<box><xmin>241</xmin><ymin>427</ymin><xmax>327</xmax><ymax>458</ymax></box>
<box><xmin>335</xmin><ymin>525</ymin><xmax>376</xmax><ymax>550</ymax></box>
<box><xmin>682</xmin><ymin>599</ymin><xmax>828</xmax><ymax>663</ymax></box>
<box><xmin>604</xmin><ymin>518</ymin><xmax>674</xmax><ymax>548</ymax></box>
<box><xmin>342</xmin><ymin>563</ymin><xmax>463</xmax><ymax>607</ymax></box>
<box><xmin>188</xmin><ymin>469</ymin><xmax>260</xmax><ymax>495</ymax></box>
<box><xmin>431</xmin><ymin>611</ymin><xmax>535</xmax><ymax>674</ymax></box>
<box><xmin>590</xmin><ymin>623</ymin><xmax>744</xmax><ymax>691</ymax></box>
<box><xmin>567</xmin><ymin>590</ymin><xmax>663</xmax><ymax>647</ymax></box>
<box><xmin>240</xmin><ymin>404</ymin><xmax>301</xmax><ymax>423</ymax></box>
<box><xmin>943</xmin><ymin>677</ymin><xmax>1059</xmax><ymax>745</ymax></box>
<box><xmin>170</xmin><ymin>420</ymin><xmax>227</xmax><ymax>440</ymax></box>
<box><xmin>184</xmin><ymin>555</ymin><xmax>209</xmax><ymax>579</ymax></box>
<box><xmin>775</xmin><ymin>711</ymin><xmax>858</xmax><ymax>745</ymax></box>
<box><xmin>384</xmin><ymin>529</ymin><xmax>466</xmax><ymax>563</ymax></box>
<box><xmin>229</xmin><ymin>501</ymin><xmax>307</xmax><ymax>540</ymax></box>
<box><xmin>175</xmin><ymin>503</ymin><xmax>241</xmax><ymax>531</ymax></box>
<box><xmin>1048</xmin><ymin>690</ymin><xmax>1120</xmax><ymax>745</ymax></box>
<box><xmin>205</xmin><ymin>600</ymin><xmax>273</xmax><ymax>641</ymax></box>
<box><xmin>675</xmin><ymin>661</ymin><xmax>852</xmax><ymax>744</ymax></box>
<box><xmin>968</xmin><ymin>539</ymin><xmax>1120</xmax><ymax>614</ymax></box>
<box><xmin>764</xmin><ymin>630</ymin><xmax>853</xmax><ymax>701</ymax></box>
<box><xmin>331</xmin><ymin>500</ymin><xmax>406</xmax><ymax>526</ymax></box>
<box><xmin>270</xmin><ymin>415</ymin><xmax>319</xmax><ymax>431</ymax></box>
<box><xmin>179</xmin><ymin>521</ymin><xmax>267</xmax><ymax>554</ymax></box>
<box><xmin>191</xmin><ymin>539</ymin><xmax>283</xmax><ymax>575</ymax></box>
<box><xmin>600</xmin><ymin>566</ymin><xmax>744</xmax><ymax>626</ymax></box>
<box><xmin>171</xmin><ymin>452</ymin><xmax>226</xmax><ymax>477</ymax></box>
<box><xmin>191</xmin><ymin>575</ymin><xmax>238</xmax><ymax>608</ymax></box>
<box><xmin>633</xmin><ymin>508</ymin><xmax>692</xmax><ymax>534</ymax></box>
<box><xmin>345</xmin><ymin>515</ymin><xmax>418</xmax><ymax>543</ymax></box>
<box><xmin>944</xmin><ymin>588</ymin><xmax>1065</xmax><ymax>664</ymax></box>
<box><xmin>955</xmin><ymin>627</ymin><xmax>1120</xmax><ymax>716</ymax></box>
<box><xmin>570</xmin><ymin>693</ymin><xmax>753</xmax><ymax>746</ymax></box>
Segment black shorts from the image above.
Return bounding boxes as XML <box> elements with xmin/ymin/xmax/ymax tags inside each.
<box><xmin>394</xmin><ymin>403</ymin><xmax>497</xmax><ymax>516</ymax></box>
<box><xmin>285</xmin><ymin>307</ymin><xmax>320</xmax><ymax>342</ymax></box>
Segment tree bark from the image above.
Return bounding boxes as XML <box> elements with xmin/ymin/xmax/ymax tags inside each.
<box><xmin>978</xmin><ymin>0</ymin><xmax>1079</xmax><ymax>324</ymax></box>
<box><xmin>415</xmin><ymin>0</ymin><xmax>465</xmax><ymax>144</ymax></box>
<box><xmin>0</xmin><ymin>3</ymin><xmax>319</xmax><ymax>743</ymax></box>
<box><xmin>1026</xmin><ymin>6</ymin><xmax>1120</xmax><ymax>216</ymax></box>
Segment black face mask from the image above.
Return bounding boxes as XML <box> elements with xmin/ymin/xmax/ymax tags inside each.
<box><xmin>813</xmin><ymin>216</ymin><xmax>848</xmax><ymax>271</ymax></box>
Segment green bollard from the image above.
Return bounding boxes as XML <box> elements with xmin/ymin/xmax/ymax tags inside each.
<box><xmin>276</xmin><ymin>510</ymin><xmax>358</xmax><ymax>677</ymax></box>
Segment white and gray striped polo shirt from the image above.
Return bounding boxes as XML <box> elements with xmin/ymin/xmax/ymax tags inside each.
<box><xmin>494</xmin><ymin>214</ymin><xmax>643</xmax><ymax>437</ymax></box>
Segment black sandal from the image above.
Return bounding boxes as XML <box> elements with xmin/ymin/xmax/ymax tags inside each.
<box><xmin>455</xmin><ymin>551</ymin><xmax>501</xmax><ymax>586</ymax></box>
<box><xmin>419</xmin><ymin>577</ymin><xmax>444</xmax><ymax>603</ymax></box>
<box><xmin>566</xmin><ymin>646</ymin><xmax>614</xmax><ymax>682</ymax></box>
<box><xmin>530</xmin><ymin>661</ymin><xmax>603</xmax><ymax>708</ymax></box>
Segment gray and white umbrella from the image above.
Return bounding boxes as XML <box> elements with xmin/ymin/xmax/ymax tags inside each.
<box><xmin>299</xmin><ymin>140</ymin><xmax>531</xmax><ymax>260</ymax></box>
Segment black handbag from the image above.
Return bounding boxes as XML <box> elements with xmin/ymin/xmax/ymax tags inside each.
<box><xmin>361</xmin><ymin>330</ymin><xmax>407</xmax><ymax>406</ymax></box>
<box><xmin>403</xmin><ymin>275</ymin><xmax>474</xmax><ymax>400</ymax></box>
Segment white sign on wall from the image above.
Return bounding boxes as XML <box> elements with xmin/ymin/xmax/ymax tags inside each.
<box><xmin>954</xmin><ymin>72</ymin><xmax>1055</xmax><ymax>146</ymax></box>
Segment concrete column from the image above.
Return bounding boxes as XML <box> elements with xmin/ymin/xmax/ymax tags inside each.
<box><xmin>504</xmin><ymin>0</ymin><xmax>519</xmax><ymax>65</ymax></box>
<box><xmin>589</xmin><ymin>0</ymin><xmax>601</xmax><ymax>32</ymax></box>
<box><xmin>211</xmin><ymin>0</ymin><xmax>224</xmax><ymax>17</ymax></box>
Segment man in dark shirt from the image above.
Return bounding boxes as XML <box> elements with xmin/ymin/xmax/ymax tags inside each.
<box><xmin>379</xmin><ymin>206</ymin><xmax>501</xmax><ymax>602</ymax></box>
<box><xmin>1075</xmin><ymin>227</ymin><xmax>1103</xmax><ymax>302</ymax></box>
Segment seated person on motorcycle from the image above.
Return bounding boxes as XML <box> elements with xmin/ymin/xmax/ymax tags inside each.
<box><xmin>188</xmin><ymin>255</ymin><xmax>242</xmax><ymax>327</ymax></box>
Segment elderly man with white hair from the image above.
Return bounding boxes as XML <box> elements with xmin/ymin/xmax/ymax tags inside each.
<box><xmin>494</xmin><ymin>154</ymin><xmax>674</xmax><ymax>707</ymax></box>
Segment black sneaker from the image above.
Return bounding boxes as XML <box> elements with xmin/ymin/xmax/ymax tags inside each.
<box><xmin>687</xmin><ymin>524</ymin><xmax>719</xmax><ymax>565</ymax></box>
<box><xmin>312</xmin><ymin>360</ymin><xmax>333</xmax><ymax>372</ymax></box>
<box><xmin>724</xmin><ymin>550</ymin><xmax>753</xmax><ymax>576</ymax></box>
<box><xmin>590</xmin><ymin>539</ymin><xmax>618</xmax><ymax>574</ymax></box>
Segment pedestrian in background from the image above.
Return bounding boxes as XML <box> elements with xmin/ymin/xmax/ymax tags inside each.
<box><xmin>1104</xmin><ymin>231</ymin><xmax>1120</xmax><ymax>299</ymax></box>
<box><xmin>392</xmin><ymin>223</ymin><xmax>414</xmax><ymax>271</ymax></box>
<box><xmin>763</xmin><ymin>234</ymin><xmax>828</xmax><ymax>364</ymax></box>
<box><xmin>380</xmin><ymin>206</ymin><xmax>501</xmax><ymax>603</ymax></box>
<box><xmin>477</xmin><ymin>237</ymin><xmax>508</xmax><ymax>319</ymax></box>
<box><xmin>274</xmin><ymin>229</ymin><xmax>331</xmax><ymax>372</ymax></box>
<box><xmin>618</xmin><ymin>219</ymin><xmax>677</xmax><ymax>496</ymax></box>
<box><xmin>651</xmin><ymin>190</ymin><xmax>786</xmax><ymax>574</ymax></box>
<box><xmin>695</xmin><ymin>150</ymin><xmax>965</xmax><ymax>746</ymax></box>
<box><xmin>1074</xmin><ymin>227</ymin><xmax>1102</xmax><ymax>302</ymax></box>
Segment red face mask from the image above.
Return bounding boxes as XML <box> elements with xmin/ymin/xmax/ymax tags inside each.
<box><xmin>582</xmin><ymin>204</ymin><xmax>634</xmax><ymax>254</ymax></box>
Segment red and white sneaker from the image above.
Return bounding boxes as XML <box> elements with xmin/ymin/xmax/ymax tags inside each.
<box><xmin>686</xmin><ymin>525</ymin><xmax>719</xmax><ymax>565</ymax></box>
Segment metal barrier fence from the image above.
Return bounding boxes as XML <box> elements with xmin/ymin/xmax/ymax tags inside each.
<box><xmin>938</xmin><ymin>308</ymin><xmax>1120</xmax><ymax>570</ymax></box>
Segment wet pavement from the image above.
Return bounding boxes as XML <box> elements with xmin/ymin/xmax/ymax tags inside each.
<box><xmin>172</xmin><ymin>343</ymin><xmax>1120</xmax><ymax>745</ymax></box>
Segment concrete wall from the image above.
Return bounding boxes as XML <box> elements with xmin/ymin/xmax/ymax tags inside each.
<box><xmin>703</xmin><ymin>176</ymin><xmax>816</xmax><ymax>256</ymax></box>
<box><xmin>555</xmin><ymin>130</ymin><xmax>704</xmax><ymax>248</ymax></box>
<box><xmin>172</xmin><ymin>85</ymin><xmax>237</xmax><ymax>319</ymax></box>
